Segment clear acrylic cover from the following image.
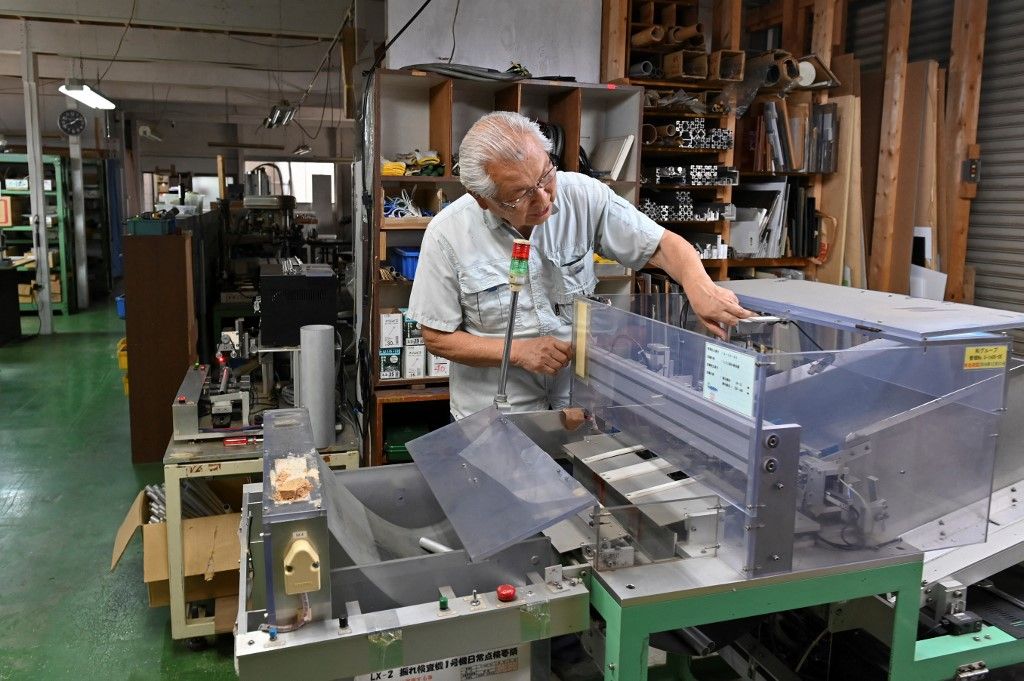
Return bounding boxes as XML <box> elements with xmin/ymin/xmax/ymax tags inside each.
<box><xmin>571</xmin><ymin>294</ymin><xmax>1011</xmax><ymax>575</ymax></box>
<box><xmin>407</xmin><ymin>406</ymin><xmax>597</xmax><ymax>562</ymax></box>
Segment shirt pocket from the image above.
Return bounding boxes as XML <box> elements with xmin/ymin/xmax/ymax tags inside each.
<box><xmin>550</xmin><ymin>246</ymin><xmax>596</xmax><ymax>301</ymax></box>
<box><xmin>460</xmin><ymin>263</ymin><xmax>510</xmax><ymax>333</ymax></box>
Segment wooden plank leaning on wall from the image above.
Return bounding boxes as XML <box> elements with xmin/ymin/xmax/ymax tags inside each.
<box><xmin>939</xmin><ymin>0</ymin><xmax>987</xmax><ymax>303</ymax></box>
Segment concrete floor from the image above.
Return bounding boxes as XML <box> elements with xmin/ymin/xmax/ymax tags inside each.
<box><xmin>0</xmin><ymin>305</ymin><xmax>236</xmax><ymax>680</ymax></box>
<box><xmin>4</xmin><ymin>301</ymin><xmax>1024</xmax><ymax>681</ymax></box>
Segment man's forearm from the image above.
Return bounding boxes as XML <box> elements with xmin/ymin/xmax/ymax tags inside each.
<box><xmin>647</xmin><ymin>230</ymin><xmax>711</xmax><ymax>291</ymax></box>
<box><xmin>422</xmin><ymin>328</ymin><xmax>508</xmax><ymax>368</ymax></box>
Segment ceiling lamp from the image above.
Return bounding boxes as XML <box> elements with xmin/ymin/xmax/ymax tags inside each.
<box><xmin>58</xmin><ymin>80</ymin><xmax>116</xmax><ymax>110</ymax></box>
<box><xmin>264</xmin><ymin>101</ymin><xmax>296</xmax><ymax>129</ymax></box>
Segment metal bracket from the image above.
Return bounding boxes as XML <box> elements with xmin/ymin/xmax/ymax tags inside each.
<box><xmin>955</xmin><ymin>661</ymin><xmax>989</xmax><ymax>680</ymax></box>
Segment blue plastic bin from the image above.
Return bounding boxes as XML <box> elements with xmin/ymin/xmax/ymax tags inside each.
<box><xmin>391</xmin><ymin>247</ymin><xmax>421</xmax><ymax>280</ymax></box>
<box><xmin>115</xmin><ymin>294</ymin><xmax>126</xmax><ymax>320</ymax></box>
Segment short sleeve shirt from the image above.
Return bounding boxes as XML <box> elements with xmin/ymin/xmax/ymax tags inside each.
<box><xmin>407</xmin><ymin>171</ymin><xmax>664</xmax><ymax>419</ymax></box>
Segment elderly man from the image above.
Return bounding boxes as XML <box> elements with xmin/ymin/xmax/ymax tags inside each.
<box><xmin>407</xmin><ymin>111</ymin><xmax>750</xmax><ymax>419</ymax></box>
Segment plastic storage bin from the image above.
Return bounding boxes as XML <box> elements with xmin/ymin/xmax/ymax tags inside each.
<box><xmin>390</xmin><ymin>247</ymin><xmax>420</xmax><ymax>280</ymax></box>
<box><xmin>115</xmin><ymin>294</ymin><xmax>126</xmax><ymax>319</ymax></box>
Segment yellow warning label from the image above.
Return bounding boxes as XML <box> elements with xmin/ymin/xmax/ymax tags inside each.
<box><xmin>574</xmin><ymin>300</ymin><xmax>589</xmax><ymax>379</ymax></box>
<box><xmin>964</xmin><ymin>345</ymin><xmax>1007</xmax><ymax>370</ymax></box>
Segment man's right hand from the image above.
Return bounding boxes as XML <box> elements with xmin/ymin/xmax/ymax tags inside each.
<box><xmin>511</xmin><ymin>336</ymin><xmax>572</xmax><ymax>375</ymax></box>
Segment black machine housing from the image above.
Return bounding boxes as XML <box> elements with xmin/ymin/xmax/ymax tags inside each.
<box><xmin>259</xmin><ymin>259</ymin><xmax>337</xmax><ymax>346</ymax></box>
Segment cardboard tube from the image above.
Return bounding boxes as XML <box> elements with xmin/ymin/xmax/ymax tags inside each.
<box><xmin>641</xmin><ymin>124</ymin><xmax>658</xmax><ymax>144</ymax></box>
<box><xmin>629</xmin><ymin>61</ymin><xmax>655</xmax><ymax>77</ymax></box>
<box><xmin>655</xmin><ymin>124</ymin><xmax>678</xmax><ymax>138</ymax></box>
<box><xmin>667</xmin><ymin>23</ymin><xmax>702</xmax><ymax>44</ymax></box>
<box><xmin>632</xmin><ymin>25</ymin><xmax>665</xmax><ymax>47</ymax></box>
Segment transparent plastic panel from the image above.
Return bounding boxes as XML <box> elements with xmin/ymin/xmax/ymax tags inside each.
<box><xmin>572</xmin><ymin>297</ymin><xmax>764</xmax><ymax>515</ymax></box>
<box><xmin>406</xmin><ymin>406</ymin><xmax>596</xmax><ymax>562</ymax></box>
<box><xmin>262</xmin><ymin>408</ymin><xmax>325</xmax><ymax>525</ymax></box>
<box><xmin>763</xmin><ymin>341</ymin><xmax>1008</xmax><ymax>556</ymax></box>
<box><xmin>591</xmin><ymin>497</ymin><xmax>721</xmax><ymax>571</ymax></box>
<box><xmin>572</xmin><ymin>295</ymin><xmax>1013</xmax><ymax>575</ymax></box>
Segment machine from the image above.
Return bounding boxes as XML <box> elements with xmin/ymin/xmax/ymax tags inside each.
<box><xmin>235</xmin><ymin>279</ymin><xmax>1024</xmax><ymax>680</ymax></box>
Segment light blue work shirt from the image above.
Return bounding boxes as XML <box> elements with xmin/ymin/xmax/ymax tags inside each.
<box><xmin>407</xmin><ymin>171</ymin><xmax>664</xmax><ymax>419</ymax></box>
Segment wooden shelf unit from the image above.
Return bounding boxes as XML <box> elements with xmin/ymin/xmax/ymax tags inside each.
<box><xmin>602</xmin><ymin>0</ymin><xmax>820</xmax><ymax>280</ymax></box>
<box><xmin>365</xmin><ymin>69</ymin><xmax>645</xmax><ymax>464</ymax></box>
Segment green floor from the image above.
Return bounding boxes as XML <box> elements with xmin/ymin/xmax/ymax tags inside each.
<box><xmin>0</xmin><ymin>304</ymin><xmax>236</xmax><ymax>680</ymax></box>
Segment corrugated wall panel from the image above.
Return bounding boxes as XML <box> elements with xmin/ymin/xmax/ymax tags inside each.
<box><xmin>847</xmin><ymin>0</ymin><xmax>1024</xmax><ymax>345</ymax></box>
<box><xmin>970</xmin><ymin>0</ymin><xmax>1024</xmax><ymax>348</ymax></box>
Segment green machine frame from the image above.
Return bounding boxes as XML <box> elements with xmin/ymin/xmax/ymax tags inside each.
<box><xmin>588</xmin><ymin>556</ymin><xmax>1024</xmax><ymax>680</ymax></box>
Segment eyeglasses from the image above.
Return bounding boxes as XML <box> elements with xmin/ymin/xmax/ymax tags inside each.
<box><xmin>497</xmin><ymin>164</ymin><xmax>556</xmax><ymax>210</ymax></box>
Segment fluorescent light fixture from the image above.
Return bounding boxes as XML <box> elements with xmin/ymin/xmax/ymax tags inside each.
<box><xmin>293</xmin><ymin>143</ymin><xmax>311</xmax><ymax>156</ymax></box>
<box><xmin>264</xmin><ymin>101</ymin><xmax>296</xmax><ymax>129</ymax></box>
<box><xmin>59</xmin><ymin>81</ymin><xmax>115</xmax><ymax>110</ymax></box>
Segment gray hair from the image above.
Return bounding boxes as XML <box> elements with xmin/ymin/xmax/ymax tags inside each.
<box><xmin>458</xmin><ymin>111</ymin><xmax>553</xmax><ymax>198</ymax></box>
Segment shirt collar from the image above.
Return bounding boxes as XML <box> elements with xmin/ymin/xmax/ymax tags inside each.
<box><xmin>481</xmin><ymin>201</ymin><xmax>561</xmax><ymax>230</ymax></box>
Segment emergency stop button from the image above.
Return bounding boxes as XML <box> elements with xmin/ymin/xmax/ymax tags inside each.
<box><xmin>496</xmin><ymin>584</ymin><xmax>516</xmax><ymax>602</ymax></box>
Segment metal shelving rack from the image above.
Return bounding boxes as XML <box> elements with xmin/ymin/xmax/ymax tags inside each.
<box><xmin>0</xmin><ymin>153</ymin><xmax>74</xmax><ymax>314</ymax></box>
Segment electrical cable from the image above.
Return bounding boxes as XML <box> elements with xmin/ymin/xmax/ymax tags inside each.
<box><xmin>294</xmin><ymin>3</ymin><xmax>354</xmax><ymax>110</ymax></box>
<box><xmin>794</xmin><ymin>626</ymin><xmax>829</xmax><ymax>673</ymax></box>
<box><xmin>447</xmin><ymin>0</ymin><xmax>461</xmax><ymax>63</ymax></box>
<box><xmin>790</xmin><ymin>320</ymin><xmax>824</xmax><ymax>350</ymax></box>
<box><xmin>97</xmin><ymin>0</ymin><xmax>138</xmax><ymax>84</ymax></box>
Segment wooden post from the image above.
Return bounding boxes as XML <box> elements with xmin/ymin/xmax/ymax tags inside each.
<box><xmin>868</xmin><ymin>0</ymin><xmax>911</xmax><ymax>293</ymax></box>
<box><xmin>216</xmin><ymin>154</ymin><xmax>226</xmax><ymax>200</ymax></box>
<box><xmin>601</xmin><ymin>0</ymin><xmax>628</xmax><ymax>82</ymax></box>
<box><xmin>940</xmin><ymin>0</ymin><xmax>987</xmax><ymax>302</ymax></box>
<box><xmin>811</xmin><ymin>0</ymin><xmax>836</xmax><ymax>67</ymax></box>
<box><xmin>713</xmin><ymin>0</ymin><xmax>742</xmax><ymax>51</ymax></box>
<box><xmin>782</xmin><ymin>0</ymin><xmax>802</xmax><ymax>55</ymax></box>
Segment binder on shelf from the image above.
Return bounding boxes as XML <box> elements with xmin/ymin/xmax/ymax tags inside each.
<box><xmin>590</xmin><ymin>134</ymin><xmax>635</xmax><ymax>181</ymax></box>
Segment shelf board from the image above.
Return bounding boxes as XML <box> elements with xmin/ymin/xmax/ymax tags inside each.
<box><xmin>643</xmin><ymin>183</ymin><xmax>732</xmax><ymax>190</ymax></box>
<box><xmin>381</xmin><ymin>175</ymin><xmax>462</xmax><ymax>184</ymax></box>
<box><xmin>381</xmin><ymin>217</ymin><xmax>431</xmax><ymax>230</ymax></box>
<box><xmin>1</xmin><ymin>189</ymin><xmax>58</xmax><ymax>196</ymax></box>
<box><xmin>739</xmin><ymin>171</ymin><xmax>819</xmax><ymax>177</ymax></box>
<box><xmin>643</xmin><ymin>108</ymin><xmax>727</xmax><ymax>119</ymax></box>
<box><xmin>657</xmin><ymin>219</ymin><xmax>727</xmax><ymax>228</ymax></box>
<box><xmin>376</xmin><ymin>278</ymin><xmax>414</xmax><ymax>286</ymax></box>
<box><xmin>620</xmin><ymin>77</ymin><xmax>742</xmax><ymax>90</ymax></box>
<box><xmin>374</xmin><ymin>385</ymin><xmax>449</xmax><ymax>404</ymax></box>
<box><xmin>642</xmin><ymin>145</ymin><xmax>732</xmax><ymax>154</ymax></box>
<box><xmin>375</xmin><ymin>376</ymin><xmax>450</xmax><ymax>389</ymax></box>
<box><xmin>726</xmin><ymin>257</ymin><xmax>813</xmax><ymax>268</ymax></box>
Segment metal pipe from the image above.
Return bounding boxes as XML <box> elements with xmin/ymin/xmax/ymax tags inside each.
<box><xmin>495</xmin><ymin>289</ymin><xmax>520</xmax><ymax>407</ymax></box>
<box><xmin>418</xmin><ymin>537</ymin><xmax>454</xmax><ymax>553</ymax></box>
<box><xmin>219</xmin><ymin>366</ymin><xmax>230</xmax><ymax>393</ymax></box>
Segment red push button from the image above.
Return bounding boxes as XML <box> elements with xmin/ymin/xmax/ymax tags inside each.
<box><xmin>496</xmin><ymin>584</ymin><xmax>516</xmax><ymax>602</ymax></box>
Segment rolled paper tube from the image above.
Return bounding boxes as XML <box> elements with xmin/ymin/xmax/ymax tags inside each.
<box><xmin>668</xmin><ymin>23</ymin><xmax>702</xmax><ymax>43</ymax></box>
<box><xmin>641</xmin><ymin>124</ymin><xmax>658</xmax><ymax>145</ymax></box>
<box><xmin>684</xmin><ymin>33</ymin><xmax>706</xmax><ymax>49</ymax></box>
<box><xmin>655</xmin><ymin>125</ymin><xmax>678</xmax><ymax>138</ymax></box>
<box><xmin>774</xmin><ymin>57</ymin><xmax>801</xmax><ymax>87</ymax></box>
<box><xmin>631</xmin><ymin>25</ymin><xmax>665</xmax><ymax>47</ymax></box>
<box><xmin>629</xmin><ymin>61</ymin><xmax>655</xmax><ymax>77</ymax></box>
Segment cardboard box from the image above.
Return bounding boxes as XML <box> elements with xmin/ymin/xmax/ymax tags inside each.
<box><xmin>5</xmin><ymin>178</ymin><xmax>27</xmax><ymax>191</ymax></box>
<box><xmin>380</xmin><ymin>310</ymin><xmax>403</xmax><ymax>348</ymax></box>
<box><xmin>0</xmin><ymin>196</ymin><xmax>10</xmax><ymax>226</ymax></box>
<box><xmin>380</xmin><ymin>347</ymin><xmax>402</xmax><ymax>380</ymax></box>
<box><xmin>403</xmin><ymin>343</ymin><xmax>426</xmax><ymax>378</ymax></box>
<box><xmin>428</xmin><ymin>351</ymin><xmax>451</xmax><ymax>377</ymax></box>
<box><xmin>17</xmin><ymin>283</ymin><xmax>31</xmax><ymax>296</ymax></box>
<box><xmin>400</xmin><ymin>307</ymin><xmax>423</xmax><ymax>346</ymax></box>
<box><xmin>111</xmin><ymin>490</ymin><xmax>241</xmax><ymax>610</ymax></box>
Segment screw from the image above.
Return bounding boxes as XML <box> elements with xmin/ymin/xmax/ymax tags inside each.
<box><xmin>765</xmin><ymin>434</ymin><xmax>780</xmax><ymax>449</ymax></box>
<box><xmin>899</xmin><ymin>469</ymin><xmax>907</xmax><ymax>474</ymax></box>
<box><xmin>973</xmin><ymin>636</ymin><xmax>982</xmax><ymax>642</ymax></box>
<box><xmin>248</xmin><ymin>639</ymin><xmax>254</xmax><ymax>646</ymax></box>
<box><xmin>771</xmin><ymin>554</ymin><xmax>780</xmax><ymax>561</ymax></box>
<box><xmin>938</xmin><ymin>520</ymin><xmax>945</xmax><ymax>526</ymax></box>
<box><xmin>626</xmin><ymin>584</ymin><xmax>636</xmax><ymax>589</ymax></box>
<box><xmin>774</xmin><ymin>482</ymin><xmax>784</xmax><ymax>489</ymax></box>
<box><xmin>954</xmin><ymin>590</ymin><xmax>963</xmax><ymax>598</ymax></box>
<box><xmin>985</xmin><ymin>634</ymin><xmax>991</xmax><ymax>640</ymax></box>
<box><xmin>763</xmin><ymin>458</ymin><xmax>778</xmax><ymax>473</ymax></box>
<box><xmin>926</xmin><ymin>587</ymin><xmax>933</xmax><ymax>594</ymax></box>
<box><xmin>608</xmin><ymin>663</ymin><xmax>616</xmax><ymax>670</ymax></box>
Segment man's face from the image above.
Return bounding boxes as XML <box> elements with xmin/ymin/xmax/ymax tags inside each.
<box><xmin>480</xmin><ymin>142</ymin><xmax>558</xmax><ymax>228</ymax></box>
